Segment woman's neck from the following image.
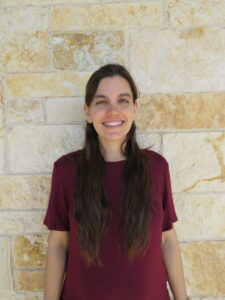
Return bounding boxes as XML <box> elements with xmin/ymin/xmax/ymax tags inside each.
<box><xmin>99</xmin><ymin>140</ymin><xmax>126</xmax><ymax>162</ymax></box>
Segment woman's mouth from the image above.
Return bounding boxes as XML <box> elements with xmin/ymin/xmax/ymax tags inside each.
<box><xmin>102</xmin><ymin>121</ymin><xmax>124</xmax><ymax>128</ymax></box>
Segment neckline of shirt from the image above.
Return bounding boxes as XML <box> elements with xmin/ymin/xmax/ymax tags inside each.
<box><xmin>105</xmin><ymin>159</ymin><xmax>126</xmax><ymax>165</ymax></box>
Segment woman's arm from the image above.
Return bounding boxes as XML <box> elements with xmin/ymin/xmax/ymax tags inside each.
<box><xmin>162</xmin><ymin>227</ymin><xmax>188</xmax><ymax>300</ymax></box>
<box><xmin>44</xmin><ymin>230</ymin><xmax>70</xmax><ymax>300</ymax></box>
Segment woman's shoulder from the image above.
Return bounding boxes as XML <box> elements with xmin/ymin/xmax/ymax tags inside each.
<box><xmin>53</xmin><ymin>149</ymin><xmax>82</xmax><ymax>169</ymax></box>
<box><xmin>142</xmin><ymin>148</ymin><xmax>169</xmax><ymax>169</ymax></box>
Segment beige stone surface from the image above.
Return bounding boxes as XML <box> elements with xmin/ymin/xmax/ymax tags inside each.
<box><xmin>0</xmin><ymin>211</ymin><xmax>47</xmax><ymax>234</ymax></box>
<box><xmin>4</xmin><ymin>0</ymin><xmax>97</xmax><ymax>4</ymax></box>
<box><xmin>51</xmin><ymin>3</ymin><xmax>161</xmax><ymax>31</ymax></box>
<box><xmin>0</xmin><ymin>84</ymin><xmax>3</xmax><ymax>129</ymax></box>
<box><xmin>8</xmin><ymin>124</ymin><xmax>84</xmax><ymax>172</ymax></box>
<box><xmin>167</xmin><ymin>0</ymin><xmax>225</xmax><ymax>26</ymax></box>
<box><xmin>0</xmin><ymin>128</ymin><xmax>4</xmax><ymax>137</ymax></box>
<box><xmin>174</xmin><ymin>194</ymin><xmax>225</xmax><ymax>241</ymax></box>
<box><xmin>0</xmin><ymin>7</ymin><xmax>48</xmax><ymax>33</ymax></box>
<box><xmin>136</xmin><ymin>93</ymin><xmax>225</xmax><ymax>130</ymax></box>
<box><xmin>0</xmin><ymin>138</ymin><xmax>3</xmax><ymax>174</ymax></box>
<box><xmin>47</xmin><ymin>97</ymin><xmax>85</xmax><ymax>122</ymax></box>
<box><xmin>130</xmin><ymin>27</ymin><xmax>225</xmax><ymax>93</ymax></box>
<box><xmin>16</xmin><ymin>294</ymin><xmax>43</xmax><ymax>300</ymax></box>
<box><xmin>1</xmin><ymin>32</ymin><xmax>51</xmax><ymax>72</ymax></box>
<box><xmin>5</xmin><ymin>72</ymin><xmax>90</xmax><ymax>98</ymax></box>
<box><xmin>163</xmin><ymin>132</ymin><xmax>225</xmax><ymax>192</ymax></box>
<box><xmin>136</xmin><ymin>132</ymin><xmax>162</xmax><ymax>154</ymax></box>
<box><xmin>15</xmin><ymin>270</ymin><xmax>44</xmax><ymax>291</ymax></box>
<box><xmin>180</xmin><ymin>242</ymin><xmax>225</xmax><ymax>295</ymax></box>
<box><xmin>190</xmin><ymin>298</ymin><xmax>225</xmax><ymax>300</ymax></box>
<box><xmin>13</xmin><ymin>235</ymin><xmax>48</xmax><ymax>267</ymax></box>
<box><xmin>0</xmin><ymin>174</ymin><xmax>51</xmax><ymax>209</ymax></box>
<box><xmin>0</xmin><ymin>292</ymin><xmax>15</xmax><ymax>300</ymax></box>
<box><xmin>189</xmin><ymin>296</ymin><xmax>225</xmax><ymax>300</ymax></box>
<box><xmin>103</xmin><ymin>0</ymin><xmax>157</xmax><ymax>1</ymax></box>
<box><xmin>6</xmin><ymin>100</ymin><xmax>45</xmax><ymax>125</ymax></box>
<box><xmin>52</xmin><ymin>31</ymin><xmax>124</xmax><ymax>71</ymax></box>
<box><xmin>0</xmin><ymin>293</ymin><xmax>44</xmax><ymax>300</ymax></box>
<box><xmin>0</xmin><ymin>238</ymin><xmax>13</xmax><ymax>290</ymax></box>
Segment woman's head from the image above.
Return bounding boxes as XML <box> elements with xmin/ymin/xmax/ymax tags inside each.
<box><xmin>83</xmin><ymin>64</ymin><xmax>140</xmax><ymax>154</ymax></box>
<box><xmin>84</xmin><ymin>63</ymin><xmax>140</xmax><ymax>106</ymax></box>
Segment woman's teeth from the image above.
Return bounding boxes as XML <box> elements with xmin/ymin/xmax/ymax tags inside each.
<box><xmin>103</xmin><ymin>121</ymin><xmax>123</xmax><ymax>127</ymax></box>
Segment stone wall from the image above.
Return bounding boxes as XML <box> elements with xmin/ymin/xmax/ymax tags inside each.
<box><xmin>0</xmin><ymin>0</ymin><xmax>224</xmax><ymax>299</ymax></box>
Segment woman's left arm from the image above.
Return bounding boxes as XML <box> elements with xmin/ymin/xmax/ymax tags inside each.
<box><xmin>162</xmin><ymin>227</ymin><xmax>188</xmax><ymax>300</ymax></box>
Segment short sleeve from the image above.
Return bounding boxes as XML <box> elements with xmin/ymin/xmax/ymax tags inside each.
<box><xmin>162</xmin><ymin>161</ymin><xmax>178</xmax><ymax>231</ymax></box>
<box><xmin>43</xmin><ymin>162</ymin><xmax>70</xmax><ymax>231</ymax></box>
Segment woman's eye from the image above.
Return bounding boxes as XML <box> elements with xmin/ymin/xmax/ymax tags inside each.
<box><xmin>120</xmin><ymin>99</ymin><xmax>129</xmax><ymax>103</ymax></box>
<box><xmin>96</xmin><ymin>99</ymin><xmax>129</xmax><ymax>105</ymax></box>
<box><xmin>96</xmin><ymin>100</ymin><xmax>106</xmax><ymax>105</ymax></box>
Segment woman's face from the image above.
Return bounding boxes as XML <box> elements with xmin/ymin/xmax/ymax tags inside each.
<box><xmin>84</xmin><ymin>75</ymin><xmax>140</xmax><ymax>147</ymax></box>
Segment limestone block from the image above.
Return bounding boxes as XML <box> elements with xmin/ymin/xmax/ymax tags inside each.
<box><xmin>16</xmin><ymin>294</ymin><xmax>43</xmax><ymax>300</ymax></box>
<box><xmin>47</xmin><ymin>97</ymin><xmax>86</xmax><ymax>123</ymax></box>
<box><xmin>13</xmin><ymin>235</ymin><xmax>48</xmax><ymax>267</ymax></box>
<box><xmin>0</xmin><ymin>291</ymin><xmax>43</xmax><ymax>300</ymax></box>
<box><xmin>4</xmin><ymin>0</ymin><xmax>97</xmax><ymax>4</ymax></box>
<box><xmin>136</xmin><ymin>132</ymin><xmax>162</xmax><ymax>154</ymax></box>
<box><xmin>0</xmin><ymin>292</ymin><xmax>15</xmax><ymax>300</ymax></box>
<box><xmin>52</xmin><ymin>32</ymin><xmax>124</xmax><ymax>71</ymax></box>
<box><xmin>51</xmin><ymin>3</ymin><xmax>161</xmax><ymax>31</ymax></box>
<box><xmin>130</xmin><ymin>27</ymin><xmax>225</xmax><ymax>93</ymax></box>
<box><xmin>5</xmin><ymin>72</ymin><xmax>90</xmax><ymax>98</ymax></box>
<box><xmin>8</xmin><ymin>125</ymin><xmax>84</xmax><ymax>172</ymax></box>
<box><xmin>0</xmin><ymin>128</ymin><xmax>3</xmax><ymax>138</ymax></box>
<box><xmin>0</xmin><ymin>84</ymin><xmax>3</xmax><ymax>129</ymax></box>
<box><xmin>0</xmin><ymin>174</ymin><xmax>51</xmax><ymax>209</ymax></box>
<box><xmin>1</xmin><ymin>32</ymin><xmax>51</xmax><ymax>72</ymax></box>
<box><xmin>0</xmin><ymin>290</ymin><xmax>43</xmax><ymax>300</ymax></box>
<box><xmin>174</xmin><ymin>194</ymin><xmax>225</xmax><ymax>241</ymax></box>
<box><xmin>16</xmin><ymin>295</ymin><xmax>43</xmax><ymax>300</ymax></box>
<box><xmin>0</xmin><ymin>238</ymin><xmax>13</xmax><ymax>290</ymax></box>
<box><xmin>6</xmin><ymin>100</ymin><xmax>45</xmax><ymax>125</ymax></box>
<box><xmin>0</xmin><ymin>293</ymin><xmax>45</xmax><ymax>300</ymax></box>
<box><xmin>136</xmin><ymin>93</ymin><xmax>225</xmax><ymax>130</ymax></box>
<box><xmin>180</xmin><ymin>242</ymin><xmax>225</xmax><ymax>295</ymax></box>
<box><xmin>0</xmin><ymin>138</ymin><xmax>3</xmax><ymax>174</ymax></box>
<box><xmin>15</xmin><ymin>270</ymin><xmax>44</xmax><ymax>291</ymax></box>
<box><xmin>167</xmin><ymin>0</ymin><xmax>225</xmax><ymax>26</ymax></box>
<box><xmin>189</xmin><ymin>298</ymin><xmax>225</xmax><ymax>300</ymax></box>
<box><xmin>163</xmin><ymin>132</ymin><xmax>225</xmax><ymax>192</ymax></box>
<box><xmin>0</xmin><ymin>211</ymin><xmax>47</xmax><ymax>234</ymax></box>
<box><xmin>103</xmin><ymin>0</ymin><xmax>157</xmax><ymax>1</ymax></box>
<box><xmin>0</xmin><ymin>7</ymin><xmax>48</xmax><ymax>33</ymax></box>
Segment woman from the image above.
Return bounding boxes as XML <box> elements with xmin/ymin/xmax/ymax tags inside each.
<box><xmin>43</xmin><ymin>63</ymin><xmax>188</xmax><ymax>300</ymax></box>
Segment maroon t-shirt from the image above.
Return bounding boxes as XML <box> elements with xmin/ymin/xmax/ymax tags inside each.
<box><xmin>43</xmin><ymin>149</ymin><xmax>178</xmax><ymax>300</ymax></box>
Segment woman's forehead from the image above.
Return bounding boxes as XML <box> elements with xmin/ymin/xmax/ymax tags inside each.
<box><xmin>96</xmin><ymin>76</ymin><xmax>132</xmax><ymax>95</ymax></box>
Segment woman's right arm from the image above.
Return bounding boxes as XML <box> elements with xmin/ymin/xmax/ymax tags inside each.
<box><xmin>44</xmin><ymin>230</ymin><xmax>70</xmax><ymax>300</ymax></box>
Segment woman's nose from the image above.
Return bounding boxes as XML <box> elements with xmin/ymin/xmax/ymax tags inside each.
<box><xmin>107</xmin><ymin>101</ymin><xmax>120</xmax><ymax>113</ymax></box>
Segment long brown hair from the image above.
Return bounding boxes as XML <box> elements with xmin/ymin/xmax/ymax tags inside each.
<box><xmin>74</xmin><ymin>64</ymin><xmax>154</xmax><ymax>266</ymax></box>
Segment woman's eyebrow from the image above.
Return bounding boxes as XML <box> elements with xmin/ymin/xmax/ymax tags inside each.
<box><xmin>94</xmin><ymin>93</ymin><xmax>132</xmax><ymax>98</ymax></box>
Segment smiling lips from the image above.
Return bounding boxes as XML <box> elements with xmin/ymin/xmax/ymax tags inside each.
<box><xmin>102</xmin><ymin>120</ymin><xmax>124</xmax><ymax>128</ymax></box>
